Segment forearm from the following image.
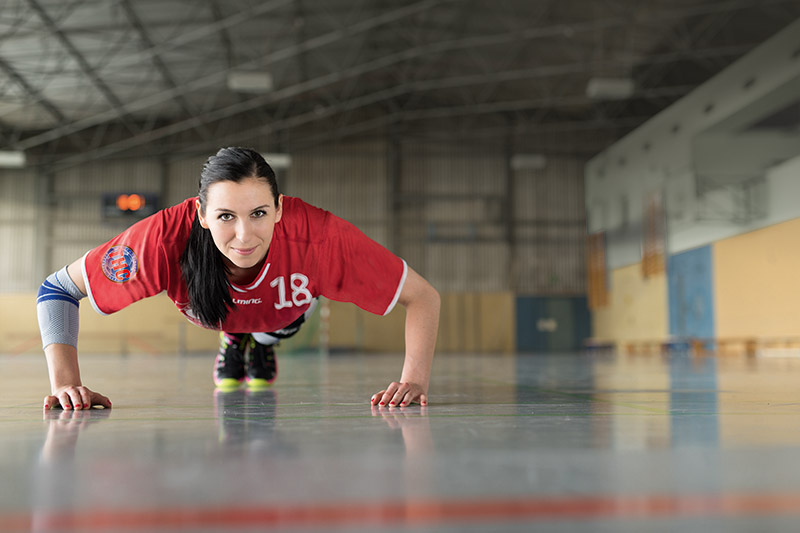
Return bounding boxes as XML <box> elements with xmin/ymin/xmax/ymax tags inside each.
<box><xmin>371</xmin><ymin>266</ymin><xmax>439</xmax><ymax>406</ymax></box>
<box><xmin>399</xmin><ymin>289</ymin><xmax>440</xmax><ymax>391</ymax></box>
<box><xmin>44</xmin><ymin>343</ymin><xmax>82</xmax><ymax>394</ymax></box>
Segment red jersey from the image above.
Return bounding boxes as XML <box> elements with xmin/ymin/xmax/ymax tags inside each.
<box><xmin>81</xmin><ymin>196</ymin><xmax>407</xmax><ymax>332</ymax></box>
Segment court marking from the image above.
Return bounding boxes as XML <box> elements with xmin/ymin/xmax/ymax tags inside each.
<box><xmin>3</xmin><ymin>492</ymin><xmax>800</xmax><ymax>531</ymax></box>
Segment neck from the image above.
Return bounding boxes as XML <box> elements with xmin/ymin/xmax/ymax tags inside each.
<box><xmin>225</xmin><ymin>256</ymin><xmax>267</xmax><ymax>286</ymax></box>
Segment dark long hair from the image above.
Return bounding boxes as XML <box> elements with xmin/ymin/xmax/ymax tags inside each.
<box><xmin>179</xmin><ymin>147</ymin><xmax>279</xmax><ymax>328</ymax></box>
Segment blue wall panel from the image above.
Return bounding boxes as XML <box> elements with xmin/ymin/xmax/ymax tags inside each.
<box><xmin>667</xmin><ymin>245</ymin><xmax>715</xmax><ymax>339</ymax></box>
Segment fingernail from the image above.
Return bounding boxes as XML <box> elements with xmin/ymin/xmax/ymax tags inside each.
<box><xmin>84</xmin><ymin>404</ymin><xmax>89</xmax><ymax>409</ymax></box>
<box><xmin>65</xmin><ymin>405</ymin><xmax>72</xmax><ymax>409</ymax></box>
<box><xmin>389</xmin><ymin>402</ymin><xmax>395</xmax><ymax>406</ymax></box>
<box><xmin>380</xmin><ymin>402</ymin><xmax>385</xmax><ymax>406</ymax></box>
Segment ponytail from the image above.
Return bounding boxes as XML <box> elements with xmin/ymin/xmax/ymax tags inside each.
<box><xmin>179</xmin><ymin>213</ymin><xmax>235</xmax><ymax>328</ymax></box>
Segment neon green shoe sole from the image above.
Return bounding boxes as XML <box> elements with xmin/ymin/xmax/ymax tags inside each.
<box><xmin>246</xmin><ymin>378</ymin><xmax>272</xmax><ymax>389</ymax></box>
<box><xmin>215</xmin><ymin>378</ymin><xmax>243</xmax><ymax>390</ymax></box>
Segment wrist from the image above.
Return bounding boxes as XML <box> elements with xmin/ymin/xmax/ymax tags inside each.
<box><xmin>400</xmin><ymin>377</ymin><xmax>428</xmax><ymax>392</ymax></box>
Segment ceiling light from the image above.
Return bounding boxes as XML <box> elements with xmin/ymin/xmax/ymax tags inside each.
<box><xmin>227</xmin><ymin>71</ymin><xmax>274</xmax><ymax>93</ymax></box>
<box><xmin>511</xmin><ymin>154</ymin><xmax>547</xmax><ymax>170</ymax></box>
<box><xmin>262</xmin><ymin>153</ymin><xmax>291</xmax><ymax>169</ymax></box>
<box><xmin>586</xmin><ymin>77</ymin><xmax>635</xmax><ymax>100</ymax></box>
<box><xmin>0</xmin><ymin>150</ymin><xmax>26</xmax><ymax>168</ymax></box>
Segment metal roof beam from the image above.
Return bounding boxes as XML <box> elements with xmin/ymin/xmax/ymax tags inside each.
<box><xmin>16</xmin><ymin>0</ymin><xmax>451</xmax><ymax>150</ymax></box>
<box><xmin>119</xmin><ymin>0</ymin><xmax>212</xmax><ymax>139</ymax></box>
<box><xmin>18</xmin><ymin>0</ymin><xmax>783</xmax><ymax>153</ymax></box>
<box><xmin>25</xmin><ymin>0</ymin><xmax>142</xmax><ymax>136</ymax></box>
<box><xmin>0</xmin><ymin>56</ymin><xmax>66</xmax><ymax>126</ymax></box>
<box><xmin>47</xmin><ymin>80</ymin><xmax>694</xmax><ymax>170</ymax></box>
<box><xmin>208</xmin><ymin>0</ymin><xmax>235</xmax><ymax>69</ymax></box>
<box><xmin>42</xmin><ymin>41</ymin><xmax>748</xmax><ymax>164</ymax></box>
<box><xmin>22</xmin><ymin>0</ymin><xmax>793</xmax><ymax>157</ymax></box>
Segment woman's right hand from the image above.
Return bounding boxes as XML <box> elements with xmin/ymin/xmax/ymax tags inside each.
<box><xmin>44</xmin><ymin>385</ymin><xmax>112</xmax><ymax>411</ymax></box>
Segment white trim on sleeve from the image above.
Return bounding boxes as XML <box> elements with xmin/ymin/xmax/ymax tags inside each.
<box><xmin>383</xmin><ymin>259</ymin><xmax>408</xmax><ymax>316</ymax></box>
<box><xmin>81</xmin><ymin>251</ymin><xmax>108</xmax><ymax>316</ymax></box>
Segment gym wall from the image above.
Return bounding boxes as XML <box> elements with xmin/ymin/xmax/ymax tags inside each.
<box><xmin>592</xmin><ymin>203</ymin><xmax>800</xmax><ymax>346</ymax></box>
<box><xmin>586</xmin><ymin>18</ymin><xmax>800</xmax><ymax>347</ymax></box>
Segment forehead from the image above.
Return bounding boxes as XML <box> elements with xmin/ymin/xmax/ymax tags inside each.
<box><xmin>205</xmin><ymin>177</ymin><xmax>275</xmax><ymax>207</ymax></box>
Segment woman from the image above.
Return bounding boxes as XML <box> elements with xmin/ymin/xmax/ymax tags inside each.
<box><xmin>37</xmin><ymin>147</ymin><xmax>440</xmax><ymax>410</ymax></box>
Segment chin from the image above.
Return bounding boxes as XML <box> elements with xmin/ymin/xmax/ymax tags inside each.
<box><xmin>227</xmin><ymin>252</ymin><xmax>263</xmax><ymax>269</ymax></box>
<box><xmin>230</xmin><ymin>258</ymin><xmax>256</xmax><ymax>269</ymax></box>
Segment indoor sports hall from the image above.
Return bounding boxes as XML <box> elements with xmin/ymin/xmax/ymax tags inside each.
<box><xmin>2</xmin><ymin>2</ymin><xmax>800</xmax><ymax>531</ymax></box>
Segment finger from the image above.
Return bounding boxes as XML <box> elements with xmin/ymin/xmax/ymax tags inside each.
<box><xmin>371</xmin><ymin>391</ymin><xmax>386</xmax><ymax>406</ymax></box>
<box><xmin>396</xmin><ymin>388</ymin><xmax>418</xmax><ymax>407</ymax></box>
<box><xmin>380</xmin><ymin>383</ymin><xmax>401</xmax><ymax>406</ymax></box>
<box><xmin>388</xmin><ymin>384</ymin><xmax>410</xmax><ymax>407</ymax></box>
<box><xmin>381</xmin><ymin>383</ymin><xmax>399</xmax><ymax>405</ymax></box>
<box><xmin>67</xmin><ymin>389</ymin><xmax>84</xmax><ymax>410</ymax></box>
<box><xmin>77</xmin><ymin>388</ymin><xmax>92</xmax><ymax>410</ymax></box>
<box><xmin>80</xmin><ymin>387</ymin><xmax>95</xmax><ymax>409</ymax></box>
<box><xmin>43</xmin><ymin>395</ymin><xmax>60</xmax><ymax>411</ymax></box>
<box><xmin>92</xmin><ymin>392</ymin><xmax>112</xmax><ymax>409</ymax></box>
<box><xmin>400</xmin><ymin>390</ymin><xmax>428</xmax><ymax>407</ymax></box>
<box><xmin>58</xmin><ymin>391</ymin><xmax>74</xmax><ymax>410</ymax></box>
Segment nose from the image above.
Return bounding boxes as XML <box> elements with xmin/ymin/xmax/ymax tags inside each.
<box><xmin>235</xmin><ymin>219</ymin><xmax>253</xmax><ymax>243</ymax></box>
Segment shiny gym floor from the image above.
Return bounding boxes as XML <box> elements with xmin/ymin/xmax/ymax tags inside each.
<box><xmin>3</xmin><ymin>349</ymin><xmax>800</xmax><ymax>532</ymax></box>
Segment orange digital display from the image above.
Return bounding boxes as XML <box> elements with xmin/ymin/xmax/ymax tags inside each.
<box><xmin>116</xmin><ymin>194</ymin><xmax>146</xmax><ymax>212</ymax></box>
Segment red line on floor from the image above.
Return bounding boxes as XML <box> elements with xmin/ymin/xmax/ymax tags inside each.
<box><xmin>4</xmin><ymin>492</ymin><xmax>800</xmax><ymax>531</ymax></box>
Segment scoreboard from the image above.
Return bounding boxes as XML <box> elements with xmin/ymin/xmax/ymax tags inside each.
<box><xmin>103</xmin><ymin>193</ymin><xmax>159</xmax><ymax>221</ymax></box>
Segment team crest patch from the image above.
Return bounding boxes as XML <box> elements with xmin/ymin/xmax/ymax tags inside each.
<box><xmin>101</xmin><ymin>245</ymin><xmax>139</xmax><ymax>283</ymax></box>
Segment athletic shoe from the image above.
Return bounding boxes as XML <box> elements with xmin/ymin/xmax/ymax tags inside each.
<box><xmin>214</xmin><ymin>332</ymin><xmax>248</xmax><ymax>388</ymax></box>
<box><xmin>246</xmin><ymin>338</ymin><xmax>278</xmax><ymax>388</ymax></box>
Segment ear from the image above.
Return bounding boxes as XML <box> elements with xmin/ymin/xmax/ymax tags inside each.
<box><xmin>274</xmin><ymin>194</ymin><xmax>284</xmax><ymax>224</ymax></box>
<box><xmin>196</xmin><ymin>199</ymin><xmax>209</xmax><ymax>229</ymax></box>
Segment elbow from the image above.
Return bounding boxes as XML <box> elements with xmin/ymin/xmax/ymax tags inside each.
<box><xmin>398</xmin><ymin>267</ymin><xmax>440</xmax><ymax>311</ymax></box>
<box><xmin>430</xmin><ymin>283</ymin><xmax>441</xmax><ymax>308</ymax></box>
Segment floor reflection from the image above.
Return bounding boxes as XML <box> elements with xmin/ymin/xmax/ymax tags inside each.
<box><xmin>669</xmin><ymin>353</ymin><xmax>719</xmax><ymax>448</ymax></box>
<box><xmin>371</xmin><ymin>405</ymin><xmax>433</xmax><ymax>454</ymax></box>
<box><xmin>40</xmin><ymin>408</ymin><xmax>112</xmax><ymax>462</ymax></box>
<box><xmin>213</xmin><ymin>388</ymin><xmax>279</xmax><ymax>453</ymax></box>
<box><xmin>33</xmin><ymin>409</ymin><xmax>113</xmax><ymax>533</ymax></box>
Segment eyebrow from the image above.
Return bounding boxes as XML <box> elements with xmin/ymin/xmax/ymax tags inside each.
<box><xmin>214</xmin><ymin>204</ymin><xmax>270</xmax><ymax>213</ymax></box>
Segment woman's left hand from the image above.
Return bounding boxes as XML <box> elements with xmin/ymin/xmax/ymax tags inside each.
<box><xmin>371</xmin><ymin>381</ymin><xmax>428</xmax><ymax>407</ymax></box>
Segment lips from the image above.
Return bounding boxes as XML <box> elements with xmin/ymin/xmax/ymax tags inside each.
<box><xmin>233</xmin><ymin>247</ymin><xmax>257</xmax><ymax>256</ymax></box>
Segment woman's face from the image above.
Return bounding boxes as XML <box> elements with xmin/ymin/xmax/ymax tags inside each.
<box><xmin>197</xmin><ymin>177</ymin><xmax>282</xmax><ymax>273</ymax></box>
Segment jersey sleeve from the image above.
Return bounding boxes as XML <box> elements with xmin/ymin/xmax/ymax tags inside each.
<box><xmin>81</xmin><ymin>211</ymin><xmax>170</xmax><ymax>315</ymax></box>
<box><xmin>318</xmin><ymin>213</ymin><xmax>407</xmax><ymax>316</ymax></box>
